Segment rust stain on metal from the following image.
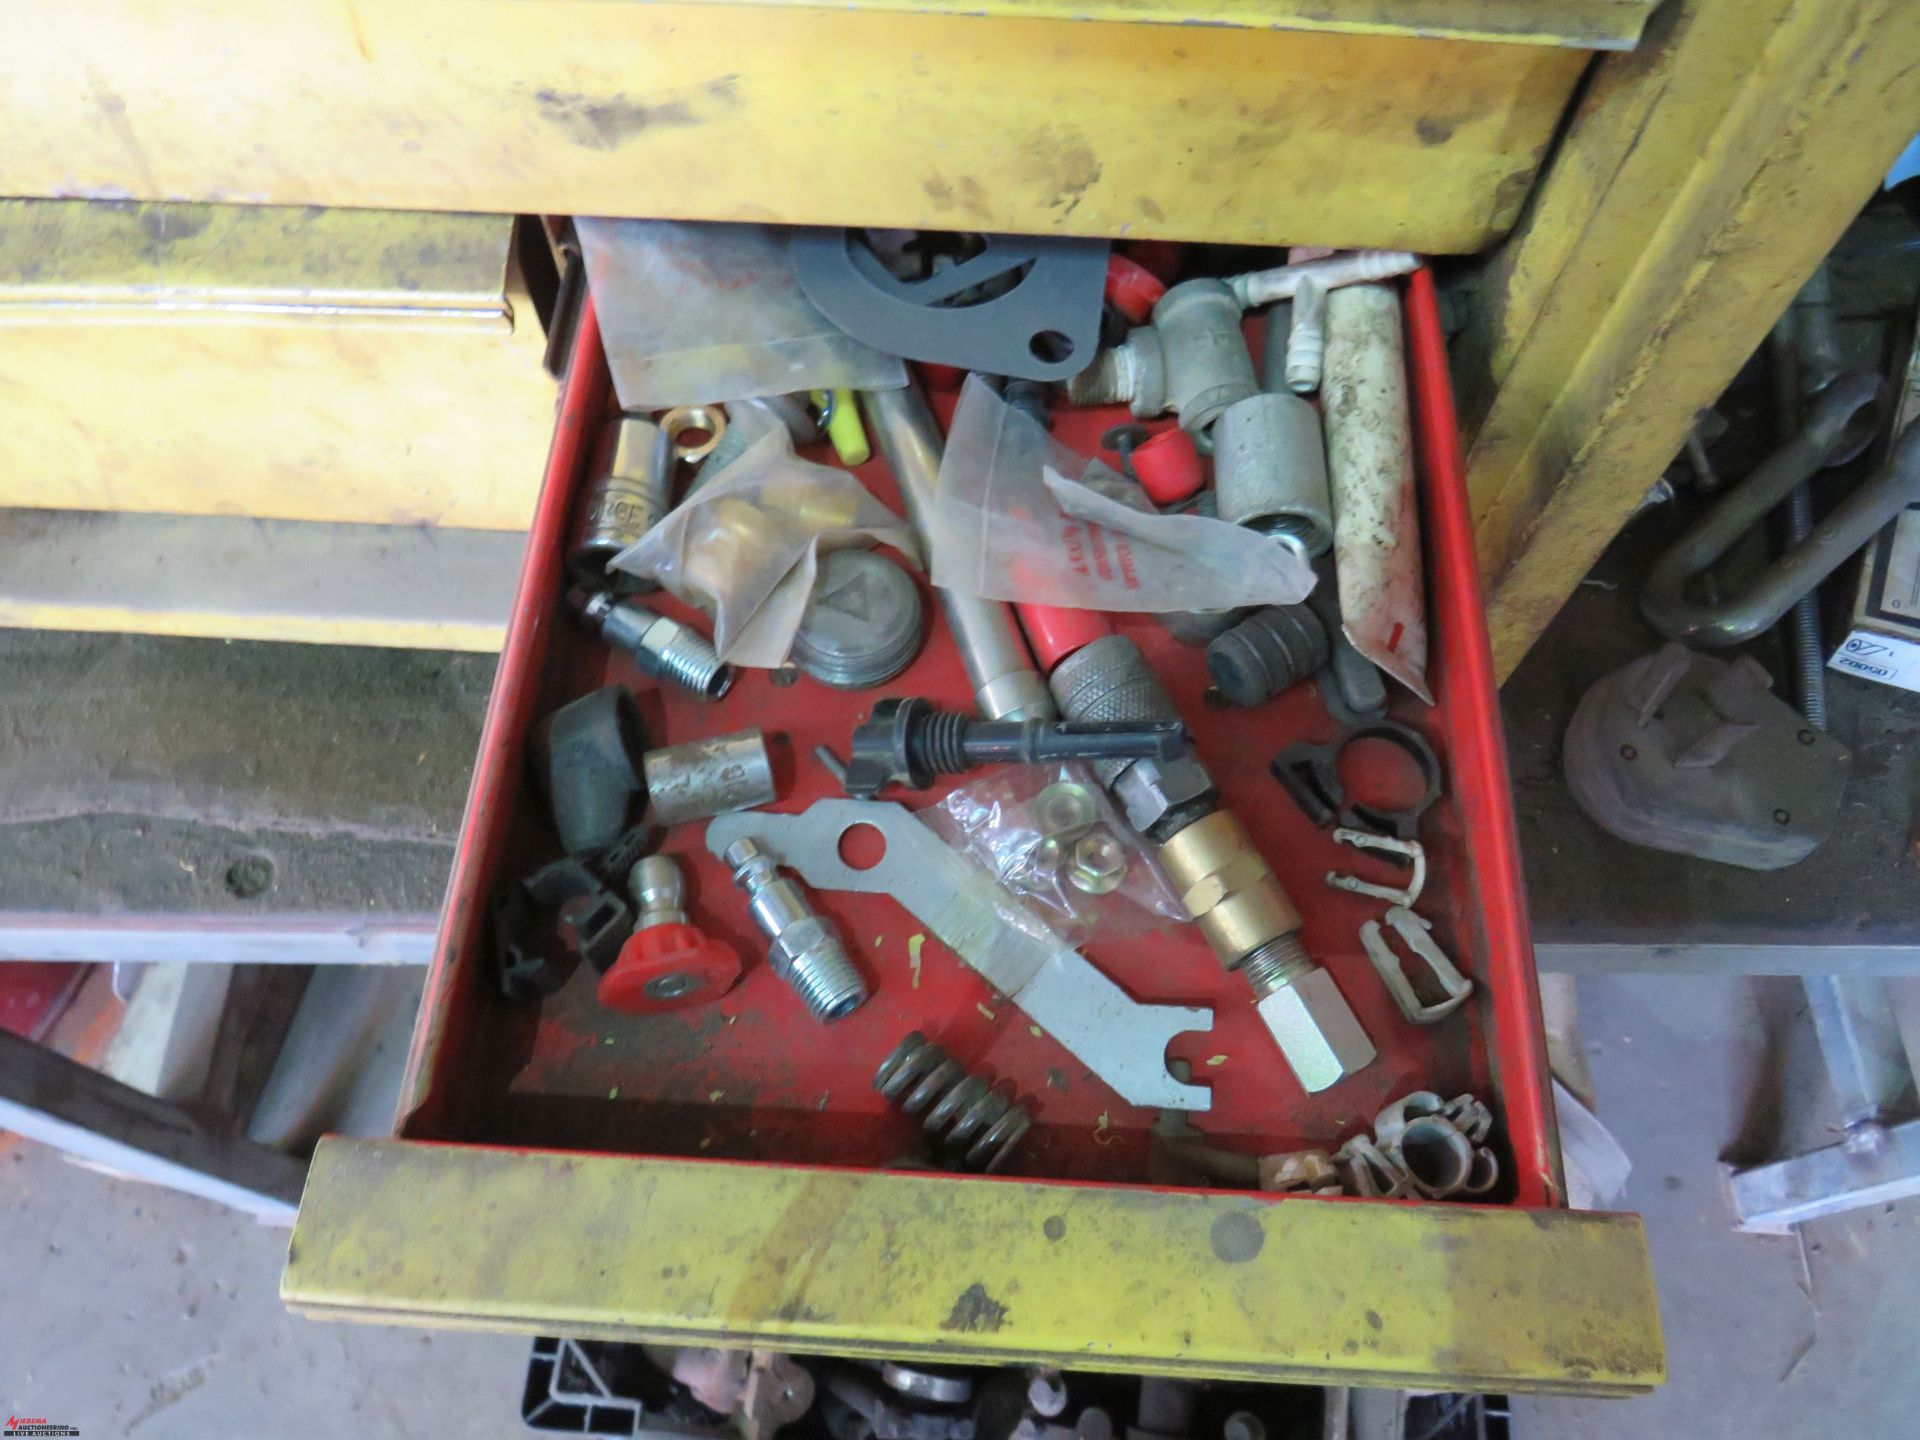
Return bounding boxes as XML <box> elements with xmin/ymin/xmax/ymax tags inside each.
<box><xmin>533</xmin><ymin>88</ymin><xmax>703</xmax><ymax>149</ymax></box>
<box><xmin>941</xmin><ymin>1282</ymin><xmax>1009</xmax><ymax>1332</ymax></box>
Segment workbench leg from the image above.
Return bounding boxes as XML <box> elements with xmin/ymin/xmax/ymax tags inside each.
<box><xmin>0</xmin><ymin>1026</ymin><xmax>306</xmax><ymax>1223</ymax></box>
<box><xmin>1451</xmin><ymin>0</ymin><xmax>1920</xmax><ymax>682</ymax></box>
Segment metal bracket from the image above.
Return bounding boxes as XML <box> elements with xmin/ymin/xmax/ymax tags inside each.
<box><xmin>706</xmin><ymin>799</ymin><xmax>1213</xmax><ymax>1111</ymax></box>
<box><xmin>1358</xmin><ymin>906</ymin><xmax>1473</xmax><ymax>1026</ymax></box>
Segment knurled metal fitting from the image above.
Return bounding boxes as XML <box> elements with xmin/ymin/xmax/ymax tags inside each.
<box><xmin>723</xmin><ymin>838</ymin><xmax>867</xmax><ymax>1021</ymax></box>
<box><xmin>1048</xmin><ymin>634</ymin><xmax>1219</xmax><ymax>839</ymax></box>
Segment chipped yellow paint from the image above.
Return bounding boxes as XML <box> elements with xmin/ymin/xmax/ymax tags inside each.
<box><xmin>908</xmin><ymin>934</ymin><xmax>925</xmax><ymax>989</ymax></box>
<box><xmin>0</xmin><ymin>2</ymin><xmax>1594</xmax><ymax>254</ymax></box>
<box><xmin>285</xmin><ymin>1138</ymin><xmax>1665</xmax><ymax>1393</ymax></box>
<box><xmin>1454</xmin><ymin>0</ymin><xmax>1920</xmax><ymax>678</ymax></box>
<box><xmin>0</xmin><ymin>200</ymin><xmax>554</xmax><ymax>530</ymax></box>
<box><xmin>976</xmin><ymin>1003</ymin><xmax>996</xmax><ymax>1020</ymax></box>
<box><xmin>1206</xmin><ymin>1055</ymin><xmax>1229</xmax><ymax>1067</ymax></box>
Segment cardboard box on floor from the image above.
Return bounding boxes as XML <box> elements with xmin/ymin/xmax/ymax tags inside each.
<box><xmin>1833</xmin><ymin>502</ymin><xmax>1920</xmax><ymax>693</ymax></box>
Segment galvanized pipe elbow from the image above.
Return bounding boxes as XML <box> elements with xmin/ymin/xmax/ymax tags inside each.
<box><xmin>1641</xmin><ymin>373</ymin><xmax>1901</xmax><ymax>647</ymax></box>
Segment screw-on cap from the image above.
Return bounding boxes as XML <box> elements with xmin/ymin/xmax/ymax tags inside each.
<box><xmin>793</xmin><ymin>550</ymin><xmax>925</xmax><ymax>690</ymax></box>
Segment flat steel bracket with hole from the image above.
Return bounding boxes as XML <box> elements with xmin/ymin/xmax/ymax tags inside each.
<box><xmin>707</xmin><ymin>798</ymin><xmax>1214</xmax><ymax>1110</ymax></box>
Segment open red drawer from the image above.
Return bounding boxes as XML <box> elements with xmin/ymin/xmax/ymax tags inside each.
<box><xmin>284</xmin><ymin>269</ymin><xmax>1663</xmax><ymax>1396</ymax></box>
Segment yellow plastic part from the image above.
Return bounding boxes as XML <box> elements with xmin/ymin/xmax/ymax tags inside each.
<box><xmin>821</xmin><ymin>390</ymin><xmax>872</xmax><ymax>467</ymax></box>
<box><xmin>1453</xmin><ymin>0</ymin><xmax>1920</xmax><ymax>678</ymax></box>
<box><xmin>285</xmin><ymin>1137</ymin><xmax>1666</xmax><ymax>1395</ymax></box>
<box><xmin>0</xmin><ymin>201</ymin><xmax>556</xmax><ymax>530</ymax></box>
<box><xmin>1</xmin><ymin>2</ymin><xmax>1592</xmax><ymax>254</ymax></box>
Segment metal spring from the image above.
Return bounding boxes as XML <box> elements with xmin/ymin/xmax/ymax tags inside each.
<box><xmin>873</xmin><ymin>1033</ymin><xmax>1032</xmax><ymax>1173</ymax></box>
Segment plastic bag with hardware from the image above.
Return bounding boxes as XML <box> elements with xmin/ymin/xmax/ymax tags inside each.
<box><xmin>929</xmin><ymin>375</ymin><xmax>1316</xmax><ymax>611</ymax></box>
<box><xmin>610</xmin><ymin>427</ymin><xmax>919</xmax><ymax>668</ymax></box>
<box><xmin>922</xmin><ymin>763</ymin><xmax>1185</xmax><ymax>942</ymax></box>
<box><xmin>578</xmin><ymin>218</ymin><xmax>908</xmax><ymax>408</ymax></box>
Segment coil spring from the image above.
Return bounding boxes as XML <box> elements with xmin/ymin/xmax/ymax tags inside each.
<box><xmin>873</xmin><ymin>1032</ymin><xmax>1032</xmax><ymax>1173</ymax></box>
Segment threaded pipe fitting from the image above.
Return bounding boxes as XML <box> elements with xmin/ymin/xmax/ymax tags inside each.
<box><xmin>782</xmin><ymin>941</ymin><xmax>869</xmax><ymax>1022</ymax></box>
<box><xmin>635</xmin><ymin>613</ymin><xmax>733</xmax><ymax>700</ymax></box>
<box><xmin>1063</xmin><ymin>343</ymin><xmax>1139</xmax><ymax>408</ymax></box>
<box><xmin>571</xmin><ymin>590</ymin><xmax>735</xmax><ymax>701</ymax></box>
<box><xmin>724</xmin><ymin>838</ymin><xmax>868</xmax><ymax>1022</ymax></box>
<box><xmin>1237</xmin><ymin>933</ymin><xmax>1314</xmax><ymax>996</ymax></box>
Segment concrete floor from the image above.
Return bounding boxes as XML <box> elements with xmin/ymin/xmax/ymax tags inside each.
<box><xmin>6</xmin><ymin>971</ymin><xmax>1917</xmax><ymax>1439</ymax></box>
<box><xmin>1</xmin><ymin>1140</ymin><xmax>526</xmax><ymax>1439</ymax></box>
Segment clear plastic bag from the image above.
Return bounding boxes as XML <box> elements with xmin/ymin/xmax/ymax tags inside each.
<box><xmin>930</xmin><ymin>375</ymin><xmax>1315</xmax><ymax>611</ymax></box>
<box><xmin>924</xmin><ymin>763</ymin><xmax>1186</xmax><ymax>943</ymax></box>
<box><xmin>609</xmin><ymin>428</ymin><xmax>919</xmax><ymax>668</ymax></box>
<box><xmin>578</xmin><ymin>218</ymin><xmax>907</xmax><ymax>408</ymax></box>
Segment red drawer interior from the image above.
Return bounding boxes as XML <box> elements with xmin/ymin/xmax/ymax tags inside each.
<box><xmin>397</xmin><ymin>268</ymin><xmax>1559</xmax><ymax>1210</ymax></box>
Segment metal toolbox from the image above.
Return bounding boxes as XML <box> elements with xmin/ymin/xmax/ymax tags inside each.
<box><xmin>284</xmin><ymin>270</ymin><xmax>1664</xmax><ymax>1395</ymax></box>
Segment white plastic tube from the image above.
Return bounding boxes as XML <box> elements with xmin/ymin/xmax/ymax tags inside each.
<box><xmin>1228</xmin><ymin>249</ymin><xmax>1420</xmax><ymax>310</ymax></box>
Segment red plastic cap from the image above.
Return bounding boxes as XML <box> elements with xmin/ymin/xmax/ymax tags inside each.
<box><xmin>598</xmin><ymin>923</ymin><xmax>742</xmax><ymax>1014</ymax></box>
<box><xmin>1132</xmin><ymin>428</ymin><xmax>1204</xmax><ymax>505</ymax></box>
<box><xmin>1105</xmin><ymin>254</ymin><xmax>1168</xmax><ymax>326</ymax></box>
<box><xmin>1017</xmin><ymin>602</ymin><xmax>1115</xmax><ymax>672</ymax></box>
<box><xmin>1122</xmin><ymin>240</ymin><xmax>1182</xmax><ymax>284</ymax></box>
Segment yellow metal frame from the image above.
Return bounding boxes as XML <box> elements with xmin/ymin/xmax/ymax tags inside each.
<box><xmin>286</xmin><ymin>1138</ymin><xmax>1665</xmax><ymax>1395</ymax></box>
<box><xmin>0</xmin><ymin>201</ymin><xmax>556</xmax><ymax>530</ymax></box>
<box><xmin>1453</xmin><ymin>0</ymin><xmax>1920</xmax><ymax>679</ymax></box>
<box><xmin>675</xmin><ymin>0</ymin><xmax>1657</xmax><ymax>49</ymax></box>
<box><xmin>1</xmin><ymin>2</ymin><xmax>1595</xmax><ymax>254</ymax></box>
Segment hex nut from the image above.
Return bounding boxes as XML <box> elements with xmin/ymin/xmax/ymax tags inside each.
<box><xmin>1111</xmin><ymin>755</ymin><xmax>1215</xmax><ymax>836</ymax></box>
<box><xmin>1254</xmin><ymin>967</ymin><xmax>1376</xmax><ymax>1092</ymax></box>
<box><xmin>1029</xmin><ymin>834</ymin><xmax>1071</xmax><ymax>871</ymax></box>
<box><xmin>1033</xmin><ymin>781</ymin><xmax>1099</xmax><ymax>842</ymax></box>
<box><xmin>1067</xmin><ymin>831</ymin><xmax>1128</xmax><ymax>895</ymax></box>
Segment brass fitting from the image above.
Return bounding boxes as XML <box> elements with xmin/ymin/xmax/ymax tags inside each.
<box><xmin>1156</xmin><ymin>810</ymin><xmax>1301</xmax><ymax>966</ymax></box>
<box><xmin>1156</xmin><ymin>809</ymin><xmax>1374</xmax><ymax>1093</ymax></box>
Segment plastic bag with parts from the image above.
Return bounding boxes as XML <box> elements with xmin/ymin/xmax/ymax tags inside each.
<box><xmin>610</xmin><ymin>427</ymin><xmax>920</xmax><ymax>668</ymax></box>
<box><xmin>929</xmin><ymin>375</ymin><xmax>1316</xmax><ymax>612</ymax></box>
<box><xmin>923</xmin><ymin>762</ymin><xmax>1185</xmax><ymax>943</ymax></box>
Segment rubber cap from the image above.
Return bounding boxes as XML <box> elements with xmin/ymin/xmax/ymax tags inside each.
<box><xmin>1105</xmin><ymin>254</ymin><xmax>1168</xmax><ymax>325</ymax></box>
<box><xmin>598</xmin><ymin>923</ymin><xmax>741</xmax><ymax>1013</ymax></box>
<box><xmin>1132</xmin><ymin>428</ymin><xmax>1204</xmax><ymax>505</ymax></box>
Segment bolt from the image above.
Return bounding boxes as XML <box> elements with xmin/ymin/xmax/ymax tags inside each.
<box><xmin>223</xmin><ymin>854</ymin><xmax>274</xmax><ymax>900</ymax></box>
<box><xmin>1774</xmin><ymin>808</ymin><xmax>1792</xmax><ymax>825</ymax></box>
<box><xmin>1620</xmin><ymin>744</ymin><xmax>1638</xmax><ymax>760</ymax></box>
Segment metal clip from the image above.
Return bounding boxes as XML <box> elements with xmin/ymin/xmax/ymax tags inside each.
<box><xmin>1359</xmin><ymin>907</ymin><xmax>1473</xmax><ymax>1025</ymax></box>
<box><xmin>1334</xmin><ymin>1134</ymin><xmax>1412</xmax><ymax>1198</ymax></box>
<box><xmin>1325</xmin><ymin>828</ymin><xmax>1426</xmax><ymax>908</ymax></box>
